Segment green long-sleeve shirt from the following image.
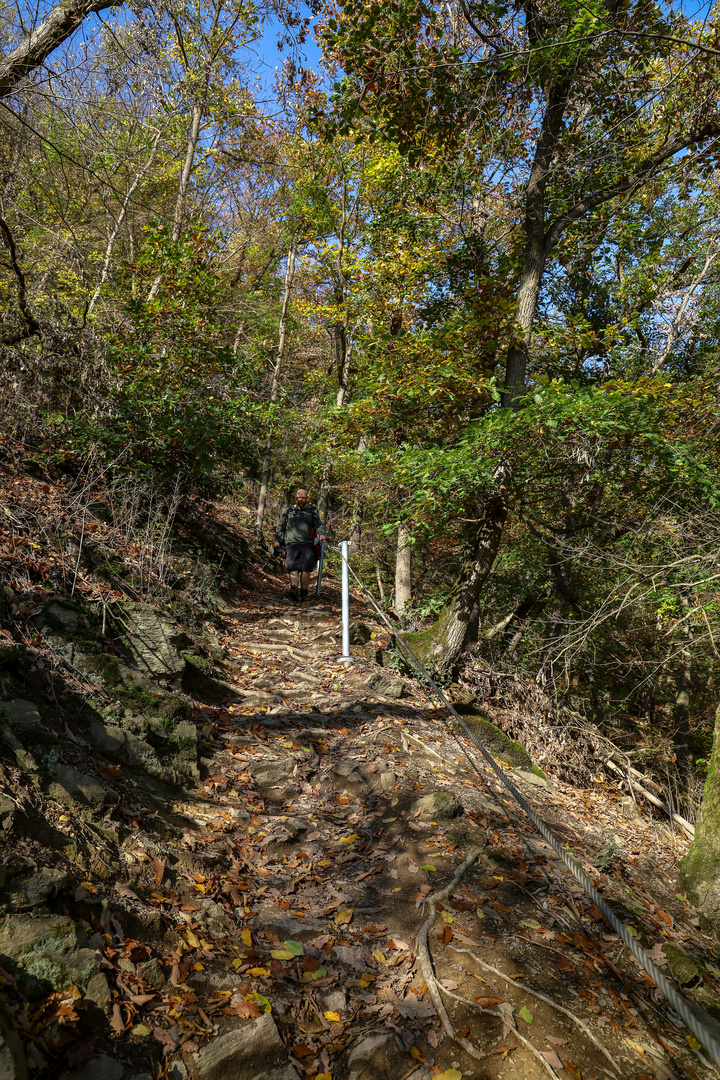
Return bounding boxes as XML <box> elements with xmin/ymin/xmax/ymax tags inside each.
<box><xmin>274</xmin><ymin>504</ymin><xmax>324</xmax><ymax>546</ymax></box>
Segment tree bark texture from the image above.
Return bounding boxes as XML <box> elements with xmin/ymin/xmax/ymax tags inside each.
<box><xmin>255</xmin><ymin>243</ymin><xmax>297</xmax><ymax>540</ymax></box>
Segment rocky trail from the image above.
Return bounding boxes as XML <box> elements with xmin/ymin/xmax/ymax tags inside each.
<box><xmin>2</xmin><ymin>498</ymin><xmax>720</xmax><ymax>1080</ymax></box>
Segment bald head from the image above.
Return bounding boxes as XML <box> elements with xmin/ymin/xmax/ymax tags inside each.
<box><xmin>295</xmin><ymin>489</ymin><xmax>308</xmax><ymax>508</ymax></box>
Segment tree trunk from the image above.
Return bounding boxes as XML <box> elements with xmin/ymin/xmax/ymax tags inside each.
<box><xmin>680</xmin><ymin>701</ymin><xmax>720</xmax><ymax>938</ymax></box>
<box><xmin>394</xmin><ymin>524</ymin><xmax>412</xmax><ymax>619</ymax></box>
<box><xmin>402</xmin><ymin>461</ymin><xmax>510</xmax><ymax>672</ymax></box>
<box><xmin>502</xmin><ymin>81</ymin><xmax>569</xmax><ymax>408</ymax></box>
<box><xmin>255</xmin><ymin>243</ymin><xmax>297</xmax><ymax>541</ymax></box>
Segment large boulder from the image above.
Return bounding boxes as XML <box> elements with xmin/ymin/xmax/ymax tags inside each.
<box><xmin>364</xmin><ymin>672</ymin><xmax>405</xmax><ymax>699</ymax></box>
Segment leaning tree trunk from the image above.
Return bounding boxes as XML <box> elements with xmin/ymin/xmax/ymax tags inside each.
<box><xmin>402</xmin><ymin>463</ymin><xmax>510</xmax><ymax>672</ymax></box>
<box><xmin>401</xmin><ymin>84</ymin><xmax>569</xmax><ymax>673</ymax></box>
<box><xmin>255</xmin><ymin>243</ymin><xmax>297</xmax><ymax>541</ymax></box>
<box><xmin>680</xmin><ymin>702</ymin><xmax>720</xmax><ymax>938</ymax></box>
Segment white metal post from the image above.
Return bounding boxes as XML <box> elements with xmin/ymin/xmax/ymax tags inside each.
<box><xmin>339</xmin><ymin>540</ymin><xmax>352</xmax><ymax>663</ymax></box>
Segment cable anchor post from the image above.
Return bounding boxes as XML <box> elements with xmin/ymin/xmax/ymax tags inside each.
<box><xmin>338</xmin><ymin>540</ymin><xmax>352</xmax><ymax>664</ymax></box>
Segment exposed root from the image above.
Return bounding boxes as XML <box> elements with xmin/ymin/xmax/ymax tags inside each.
<box><xmin>450</xmin><ymin>946</ymin><xmax>621</xmax><ymax>1076</ymax></box>
<box><xmin>415</xmin><ymin>848</ymin><xmax>487</xmax><ymax>1062</ymax></box>
<box><xmin>437</xmin><ymin>983</ymin><xmax>560</xmax><ymax>1080</ymax></box>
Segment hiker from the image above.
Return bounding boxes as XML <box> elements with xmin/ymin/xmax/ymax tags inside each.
<box><xmin>274</xmin><ymin>489</ymin><xmax>327</xmax><ymax>602</ymax></box>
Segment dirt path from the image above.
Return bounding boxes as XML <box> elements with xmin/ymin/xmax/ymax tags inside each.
<box><xmin>118</xmin><ymin>571</ymin><xmax>720</xmax><ymax>1080</ymax></box>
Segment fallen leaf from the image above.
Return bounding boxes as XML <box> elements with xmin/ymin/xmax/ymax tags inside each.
<box><xmin>410</xmin><ymin>1046</ymin><xmax>427</xmax><ymax>1062</ymax></box>
<box><xmin>334</xmin><ymin>909</ymin><xmax>354</xmax><ymax>925</ymax></box>
<box><xmin>324</xmin><ymin>1010</ymin><xmax>341</xmax><ymax>1022</ymax></box>
<box><xmin>440</xmin><ymin>925</ymin><xmax>453</xmax><ymax>946</ymax></box>
<box><xmin>440</xmin><ymin>910</ymin><xmax>454</xmax><ymax>925</ymax></box>
<box><xmin>542</xmin><ymin>1050</ymin><xmax>564</xmax><ymax>1070</ymax></box>
<box><xmin>474</xmin><ymin>996</ymin><xmax>503</xmax><ymax>1007</ymax></box>
<box><xmin>271</xmin><ymin>949</ymin><xmax>295</xmax><ymax>960</ymax></box>
<box><xmin>241</xmin><ymin>929</ymin><xmax>252</xmax><ymax>947</ymax></box>
<box><xmin>546</xmin><ymin>1035</ymin><xmax>569</xmax><ymax>1046</ymax></box>
<box><xmin>283</xmin><ymin>940</ymin><xmax>304</xmax><ymax>956</ymax></box>
<box><xmin>520</xmin><ymin>918</ymin><xmax>541</xmax><ymax>930</ymax></box>
<box><xmin>519</xmin><ymin>1006</ymin><xmax>534</xmax><ymax>1024</ymax></box>
<box><xmin>434</xmin><ymin>1070</ymin><xmax>463</xmax><ymax>1080</ymax></box>
<box><xmin>421</xmin><ymin>864</ymin><xmax>437</xmax><ymax>872</ymax></box>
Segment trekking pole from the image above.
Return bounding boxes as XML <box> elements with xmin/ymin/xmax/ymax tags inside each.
<box><xmin>316</xmin><ymin>540</ymin><xmax>325</xmax><ymax>597</ymax></box>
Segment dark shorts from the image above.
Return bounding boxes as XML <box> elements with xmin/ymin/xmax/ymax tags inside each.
<box><xmin>285</xmin><ymin>542</ymin><xmax>316</xmax><ymax>573</ymax></box>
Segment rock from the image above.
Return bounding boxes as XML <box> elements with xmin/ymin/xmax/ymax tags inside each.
<box><xmin>173</xmin><ymin>721</ymin><xmax>198</xmax><ymax>756</ymax></box>
<box><xmin>137</xmin><ymin>958</ymin><xmax>166</xmax><ymax>990</ymax></box>
<box><xmin>0</xmin><ymin>700</ymin><xmax>43</xmax><ymax>738</ymax></box>
<box><xmin>344</xmin><ymin>1033</ymin><xmax>408</xmax><ymax>1080</ymax></box>
<box><xmin>0</xmin><ymin>1003</ymin><xmax>28</xmax><ymax>1080</ymax></box>
<box><xmin>0</xmin><ymin>915</ymin><xmax>100</xmax><ymax>996</ymax></box>
<box><xmin>84</xmin><ymin>971</ymin><xmax>112</xmax><ymax>1011</ymax></box>
<box><xmin>248</xmin><ymin>759</ymin><xmax>296</xmax><ymax>794</ymax></box>
<box><xmin>319</xmin><ymin>988</ymin><xmax>347</xmax><ymax>1014</ymax></box>
<box><xmin>118</xmin><ymin>603</ymin><xmax>188</xmax><ymax>679</ymax></box>
<box><xmin>620</xmin><ymin>795</ymin><xmax>640</xmax><ymax>819</ymax></box>
<box><xmin>449</xmin><ymin>682</ymin><xmax>477</xmax><ymax>712</ymax></box>
<box><xmin>49</xmin><ymin>765</ymin><xmax>106</xmax><ymax>811</ymax></box>
<box><xmin>168</xmin><ymin>1064</ymin><xmax>189</xmax><ymax>1080</ymax></box>
<box><xmin>0</xmin><ymin>795</ymin><xmax>16</xmax><ymax>832</ymax></box>
<box><xmin>515</xmin><ymin>769</ymin><xmax>549</xmax><ymax>789</ymax></box>
<box><xmin>364</xmin><ymin>672</ymin><xmax>405</xmax><ymax>699</ymax></box>
<box><xmin>182</xmin><ymin>660</ymin><xmax>239</xmax><ymax>704</ymax></box>
<box><xmin>378</xmin><ymin>770</ymin><xmax>396</xmax><ymax>792</ymax></box>
<box><xmin>332</xmin><ymin>945</ymin><xmax>369</xmax><ymax>971</ymax></box>
<box><xmin>41</xmin><ymin>600</ymin><xmax>81</xmax><ymax>633</ymax></box>
<box><xmin>3</xmin><ymin>868</ymin><xmax>69</xmax><ymax>912</ymax></box>
<box><xmin>186</xmin><ymin>1012</ymin><xmax>289</xmax><ymax>1080</ymax></box>
<box><xmin>349</xmin><ymin>620</ymin><xmax>372</xmax><ymax>645</ymax></box>
<box><xmin>65</xmin><ymin>1054</ymin><xmax>124</xmax><ymax>1080</ymax></box>
<box><xmin>412</xmin><ymin>793</ymin><xmax>463</xmax><ymax>821</ymax></box>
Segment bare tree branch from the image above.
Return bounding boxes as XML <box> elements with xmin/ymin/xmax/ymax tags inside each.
<box><xmin>0</xmin><ymin>0</ymin><xmax>120</xmax><ymax>101</ymax></box>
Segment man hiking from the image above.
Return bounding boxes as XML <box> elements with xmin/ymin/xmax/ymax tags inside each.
<box><xmin>274</xmin><ymin>490</ymin><xmax>327</xmax><ymax>603</ymax></box>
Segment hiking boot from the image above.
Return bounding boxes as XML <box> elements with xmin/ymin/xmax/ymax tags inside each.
<box><xmin>300</xmin><ymin>588</ymin><xmax>308</xmax><ymax>602</ymax></box>
<box><xmin>289</xmin><ymin>585</ymin><xmax>299</xmax><ymax>603</ymax></box>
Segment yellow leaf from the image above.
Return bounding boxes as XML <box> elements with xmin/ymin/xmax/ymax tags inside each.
<box><xmin>270</xmin><ymin>950</ymin><xmax>295</xmax><ymax>960</ymax></box>
<box><xmin>316</xmin><ymin>1075</ymin><xmax>331</xmax><ymax>1080</ymax></box>
<box><xmin>440</xmin><ymin>910</ymin><xmax>454</xmax><ymax>924</ymax></box>
<box><xmin>435</xmin><ymin>1071</ymin><xmax>463</xmax><ymax>1080</ymax></box>
<box><xmin>241</xmin><ymin>929</ymin><xmax>252</xmax><ymax>947</ymax></box>
<box><xmin>186</xmin><ymin>930</ymin><xmax>200</xmax><ymax>948</ymax></box>
<box><xmin>248</xmin><ymin>967</ymin><xmax>269</xmax><ymax>976</ymax></box>
<box><xmin>358</xmin><ymin>974</ymin><xmax>374</xmax><ymax>987</ymax></box>
<box><xmin>410</xmin><ymin>1046</ymin><xmax>426</xmax><ymax>1061</ymax></box>
<box><xmin>340</xmin><ymin>833</ymin><xmax>360</xmax><ymax>844</ymax></box>
<box><xmin>687</xmin><ymin>1035</ymin><xmax>701</xmax><ymax>1050</ymax></box>
<box><xmin>324</xmin><ymin>1010</ymin><xmax>341</xmax><ymax>1022</ymax></box>
<box><xmin>81</xmin><ymin>881</ymin><xmax>97</xmax><ymax>894</ymax></box>
<box><xmin>192</xmin><ymin>962</ymin><xmax>204</xmax><ymax>972</ymax></box>
<box><xmin>334</xmin><ymin>909</ymin><xmax>354</xmax><ymax>925</ymax></box>
<box><xmin>372</xmin><ymin>949</ymin><xmax>388</xmax><ymax>966</ymax></box>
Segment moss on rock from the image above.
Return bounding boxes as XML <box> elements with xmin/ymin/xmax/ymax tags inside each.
<box><xmin>458</xmin><ymin>710</ymin><xmax>532</xmax><ymax>769</ymax></box>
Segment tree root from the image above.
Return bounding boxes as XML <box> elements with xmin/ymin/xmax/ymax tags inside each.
<box><xmin>415</xmin><ymin>848</ymin><xmax>487</xmax><ymax>1062</ymax></box>
<box><xmin>437</xmin><ymin>983</ymin><xmax>560</xmax><ymax>1080</ymax></box>
<box><xmin>450</xmin><ymin>946</ymin><xmax>621</xmax><ymax>1076</ymax></box>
